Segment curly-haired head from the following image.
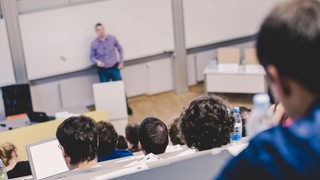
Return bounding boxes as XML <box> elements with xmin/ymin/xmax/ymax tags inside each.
<box><xmin>180</xmin><ymin>95</ymin><xmax>235</xmax><ymax>151</ymax></box>
<box><xmin>169</xmin><ymin>117</ymin><xmax>185</xmax><ymax>145</ymax></box>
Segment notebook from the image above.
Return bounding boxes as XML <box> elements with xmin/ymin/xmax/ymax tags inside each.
<box><xmin>26</xmin><ymin>138</ymin><xmax>69</xmax><ymax>179</ymax></box>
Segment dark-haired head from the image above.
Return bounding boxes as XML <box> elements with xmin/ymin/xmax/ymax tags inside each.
<box><xmin>169</xmin><ymin>117</ymin><xmax>185</xmax><ymax>145</ymax></box>
<box><xmin>138</xmin><ymin>117</ymin><xmax>168</xmax><ymax>155</ymax></box>
<box><xmin>56</xmin><ymin>116</ymin><xmax>98</xmax><ymax>169</ymax></box>
<box><xmin>96</xmin><ymin>121</ymin><xmax>118</xmax><ymax>156</ymax></box>
<box><xmin>95</xmin><ymin>23</ymin><xmax>103</xmax><ymax>29</ymax></box>
<box><xmin>125</xmin><ymin>122</ymin><xmax>139</xmax><ymax>152</ymax></box>
<box><xmin>257</xmin><ymin>0</ymin><xmax>320</xmax><ymax>118</ymax></box>
<box><xmin>95</xmin><ymin>23</ymin><xmax>105</xmax><ymax>38</ymax></box>
<box><xmin>180</xmin><ymin>95</ymin><xmax>235</xmax><ymax>151</ymax></box>
<box><xmin>116</xmin><ymin>135</ymin><xmax>129</xmax><ymax>150</ymax></box>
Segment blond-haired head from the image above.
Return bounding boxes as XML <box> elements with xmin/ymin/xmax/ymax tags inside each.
<box><xmin>0</xmin><ymin>142</ymin><xmax>17</xmax><ymax>166</ymax></box>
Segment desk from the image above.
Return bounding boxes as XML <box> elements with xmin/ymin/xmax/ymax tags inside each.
<box><xmin>0</xmin><ymin>117</ymin><xmax>35</xmax><ymax>132</ymax></box>
<box><xmin>45</xmin><ymin>146</ymin><xmax>189</xmax><ymax>180</ymax></box>
<box><xmin>114</xmin><ymin>151</ymin><xmax>233</xmax><ymax>180</ymax></box>
<box><xmin>204</xmin><ymin>64</ymin><xmax>266</xmax><ymax>94</ymax></box>
<box><xmin>34</xmin><ymin>141</ymin><xmax>247</xmax><ymax>180</ymax></box>
<box><xmin>0</xmin><ymin>110</ymin><xmax>108</xmax><ymax>161</ymax></box>
<box><xmin>0</xmin><ymin>119</ymin><xmax>63</xmax><ymax>161</ymax></box>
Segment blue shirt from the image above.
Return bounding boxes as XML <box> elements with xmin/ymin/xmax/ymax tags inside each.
<box><xmin>98</xmin><ymin>148</ymin><xmax>133</xmax><ymax>162</ymax></box>
<box><xmin>90</xmin><ymin>34</ymin><xmax>124</xmax><ymax>69</ymax></box>
<box><xmin>218</xmin><ymin>104</ymin><xmax>320</xmax><ymax>179</ymax></box>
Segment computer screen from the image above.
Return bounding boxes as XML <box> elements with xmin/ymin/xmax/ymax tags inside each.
<box><xmin>26</xmin><ymin>138</ymin><xmax>69</xmax><ymax>179</ymax></box>
<box><xmin>2</xmin><ymin>84</ymin><xmax>33</xmax><ymax>117</ymax></box>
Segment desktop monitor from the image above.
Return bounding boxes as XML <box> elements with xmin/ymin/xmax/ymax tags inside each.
<box><xmin>1</xmin><ymin>84</ymin><xmax>33</xmax><ymax>117</ymax></box>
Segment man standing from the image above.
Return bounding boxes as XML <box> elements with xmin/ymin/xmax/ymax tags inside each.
<box><xmin>90</xmin><ymin>23</ymin><xmax>132</xmax><ymax>115</ymax></box>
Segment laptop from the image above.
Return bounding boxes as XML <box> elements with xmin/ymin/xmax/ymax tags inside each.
<box><xmin>26</xmin><ymin>138</ymin><xmax>69</xmax><ymax>180</ymax></box>
<box><xmin>27</xmin><ymin>112</ymin><xmax>50</xmax><ymax>123</ymax></box>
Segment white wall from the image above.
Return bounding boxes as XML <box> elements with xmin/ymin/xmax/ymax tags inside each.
<box><xmin>19</xmin><ymin>0</ymin><xmax>174</xmax><ymax>80</ymax></box>
<box><xmin>183</xmin><ymin>0</ymin><xmax>278</xmax><ymax>48</ymax></box>
<box><xmin>18</xmin><ymin>0</ymin><xmax>69</xmax><ymax>13</ymax></box>
<box><xmin>0</xmin><ymin>19</ymin><xmax>15</xmax><ymax>87</ymax></box>
<box><xmin>17</xmin><ymin>0</ymin><xmax>101</xmax><ymax>13</ymax></box>
<box><xmin>0</xmin><ymin>0</ymin><xmax>258</xmax><ymax>119</ymax></box>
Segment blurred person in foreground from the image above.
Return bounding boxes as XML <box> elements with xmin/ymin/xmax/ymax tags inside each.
<box><xmin>218</xmin><ymin>0</ymin><xmax>320</xmax><ymax>179</ymax></box>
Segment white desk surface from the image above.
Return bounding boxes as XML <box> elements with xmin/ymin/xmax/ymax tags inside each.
<box><xmin>45</xmin><ymin>146</ymin><xmax>190</xmax><ymax>180</ymax></box>
<box><xmin>204</xmin><ymin>64</ymin><xmax>266</xmax><ymax>75</ymax></box>
<box><xmin>25</xmin><ymin>141</ymin><xmax>248</xmax><ymax>180</ymax></box>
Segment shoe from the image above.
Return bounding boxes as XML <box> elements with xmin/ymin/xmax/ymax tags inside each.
<box><xmin>127</xmin><ymin>106</ymin><xmax>133</xmax><ymax>115</ymax></box>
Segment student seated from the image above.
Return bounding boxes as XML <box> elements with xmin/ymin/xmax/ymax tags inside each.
<box><xmin>180</xmin><ymin>95</ymin><xmax>235</xmax><ymax>151</ymax></box>
<box><xmin>169</xmin><ymin>117</ymin><xmax>185</xmax><ymax>145</ymax></box>
<box><xmin>138</xmin><ymin>117</ymin><xmax>169</xmax><ymax>155</ymax></box>
<box><xmin>218</xmin><ymin>0</ymin><xmax>320</xmax><ymax>178</ymax></box>
<box><xmin>116</xmin><ymin>135</ymin><xmax>129</xmax><ymax>150</ymax></box>
<box><xmin>125</xmin><ymin>122</ymin><xmax>140</xmax><ymax>153</ymax></box>
<box><xmin>239</xmin><ymin>106</ymin><xmax>251</xmax><ymax>137</ymax></box>
<box><xmin>0</xmin><ymin>142</ymin><xmax>31</xmax><ymax>179</ymax></box>
<box><xmin>96</xmin><ymin>121</ymin><xmax>133</xmax><ymax>162</ymax></box>
<box><xmin>270</xmin><ymin>101</ymin><xmax>293</xmax><ymax>127</ymax></box>
<box><xmin>56</xmin><ymin>116</ymin><xmax>98</xmax><ymax>170</ymax></box>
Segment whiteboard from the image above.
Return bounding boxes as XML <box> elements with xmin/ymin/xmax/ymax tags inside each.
<box><xmin>0</xmin><ymin>19</ymin><xmax>15</xmax><ymax>87</ymax></box>
<box><xmin>183</xmin><ymin>0</ymin><xmax>280</xmax><ymax>48</ymax></box>
<box><xmin>19</xmin><ymin>0</ymin><xmax>174</xmax><ymax>80</ymax></box>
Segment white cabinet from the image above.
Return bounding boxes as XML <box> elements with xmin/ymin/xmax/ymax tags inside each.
<box><xmin>187</xmin><ymin>54</ymin><xmax>197</xmax><ymax>85</ymax></box>
<box><xmin>60</xmin><ymin>75</ymin><xmax>99</xmax><ymax>111</ymax></box>
<box><xmin>30</xmin><ymin>82</ymin><xmax>61</xmax><ymax>115</ymax></box>
<box><xmin>121</xmin><ymin>63</ymin><xmax>149</xmax><ymax>97</ymax></box>
<box><xmin>195</xmin><ymin>50</ymin><xmax>214</xmax><ymax>81</ymax></box>
<box><xmin>122</xmin><ymin>58</ymin><xmax>173</xmax><ymax>97</ymax></box>
<box><xmin>147</xmin><ymin>58</ymin><xmax>173</xmax><ymax>94</ymax></box>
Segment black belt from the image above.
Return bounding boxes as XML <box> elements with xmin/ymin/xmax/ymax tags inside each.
<box><xmin>98</xmin><ymin>63</ymin><xmax>119</xmax><ymax>70</ymax></box>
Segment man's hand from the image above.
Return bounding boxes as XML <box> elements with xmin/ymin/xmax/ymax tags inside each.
<box><xmin>118</xmin><ymin>63</ymin><xmax>124</xmax><ymax>70</ymax></box>
<box><xmin>96</xmin><ymin>60</ymin><xmax>105</xmax><ymax>68</ymax></box>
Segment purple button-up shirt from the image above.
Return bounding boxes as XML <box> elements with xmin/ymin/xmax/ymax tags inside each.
<box><xmin>90</xmin><ymin>34</ymin><xmax>124</xmax><ymax>69</ymax></box>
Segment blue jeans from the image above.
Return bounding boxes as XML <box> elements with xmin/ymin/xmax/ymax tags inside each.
<box><xmin>98</xmin><ymin>65</ymin><xmax>122</xmax><ymax>82</ymax></box>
